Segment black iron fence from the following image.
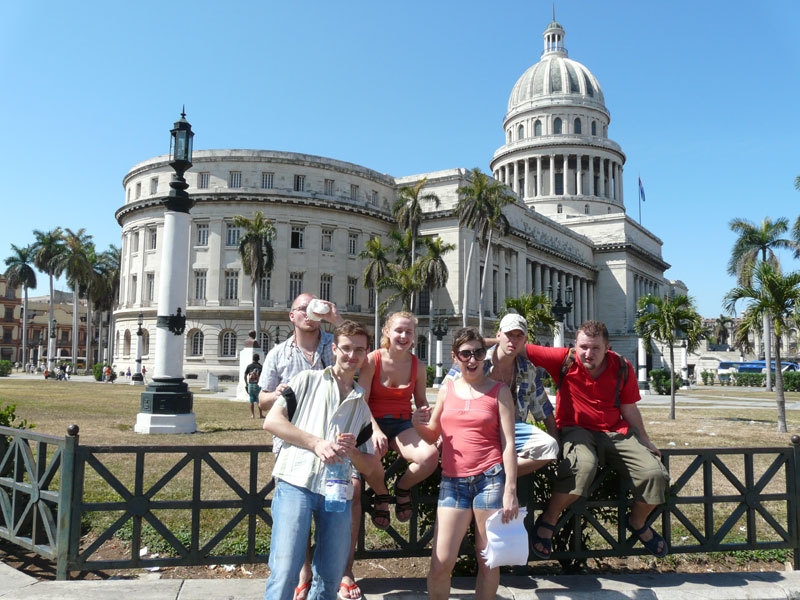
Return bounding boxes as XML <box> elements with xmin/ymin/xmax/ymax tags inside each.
<box><xmin>1</xmin><ymin>424</ymin><xmax>799</xmax><ymax>579</ymax></box>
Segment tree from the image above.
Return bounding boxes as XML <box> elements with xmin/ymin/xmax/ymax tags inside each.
<box><xmin>93</xmin><ymin>245</ymin><xmax>121</xmax><ymax>368</ymax></box>
<box><xmin>724</xmin><ymin>262</ymin><xmax>800</xmax><ymax>433</ymax></box>
<box><xmin>32</xmin><ymin>228</ymin><xmax>66</xmax><ymax>369</ymax></box>
<box><xmin>727</xmin><ymin>217</ymin><xmax>793</xmax><ymax>391</ymax></box>
<box><xmin>233</xmin><ymin>211</ymin><xmax>276</xmax><ymax>334</ymax></box>
<box><xmin>455</xmin><ymin>168</ymin><xmax>515</xmax><ymax>331</ymax></box>
<box><xmin>359</xmin><ymin>236</ymin><xmax>391</xmax><ymax>350</ymax></box>
<box><xmin>54</xmin><ymin>228</ymin><xmax>95</xmax><ymax>368</ymax></box>
<box><xmin>387</xmin><ymin>228</ymin><xmax>413</xmax><ymax>270</ymax></box>
<box><xmin>711</xmin><ymin>314</ymin><xmax>733</xmax><ymax>348</ymax></box>
<box><xmin>417</xmin><ymin>236</ymin><xmax>455</xmax><ymax>365</ymax></box>
<box><xmin>501</xmin><ymin>293</ymin><xmax>556</xmax><ymax>342</ymax></box>
<box><xmin>378</xmin><ymin>264</ymin><xmax>422</xmax><ymax>315</ymax></box>
<box><xmin>635</xmin><ymin>294</ymin><xmax>703</xmax><ymax>420</ymax></box>
<box><xmin>4</xmin><ymin>244</ymin><xmax>38</xmax><ymax>367</ymax></box>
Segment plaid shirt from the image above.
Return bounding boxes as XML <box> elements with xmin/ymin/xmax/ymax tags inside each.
<box><xmin>259</xmin><ymin>330</ymin><xmax>335</xmax><ymax>391</ymax></box>
<box><xmin>443</xmin><ymin>345</ymin><xmax>554</xmax><ymax>423</ymax></box>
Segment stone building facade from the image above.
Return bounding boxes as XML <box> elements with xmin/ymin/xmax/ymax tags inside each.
<box><xmin>113</xmin><ymin>19</ymin><xmax>686</xmax><ymax>378</ymax></box>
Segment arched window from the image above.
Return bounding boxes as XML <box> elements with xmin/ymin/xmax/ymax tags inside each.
<box><xmin>142</xmin><ymin>330</ymin><xmax>150</xmax><ymax>355</ymax></box>
<box><xmin>416</xmin><ymin>335</ymin><xmax>428</xmax><ymax>362</ymax></box>
<box><xmin>557</xmin><ymin>204</ymin><xmax>563</xmax><ymax>214</ymax></box>
<box><xmin>259</xmin><ymin>331</ymin><xmax>269</xmax><ymax>351</ymax></box>
<box><xmin>553</xmin><ymin>118</ymin><xmax>562</xmax><ymax>134</ymax></box>
<box><xmin>591</xmin><ymin>121</ymin><xmax>597</xmax><ymax>136</ymax></box>
<box><xmin>115</xmin><ymin>331</ymin><xmax>120</xmax><ymax>357</ymax></box>
<box><xmin>124</xmin><ymin>330</ymin><xmax>131</xmax><ymax>356</ymax></box>
<box><xmin>221</xmin><ymin>331</ymin><xmax>237</xmax><ymax>357</ymax></box>
<box><xmin>190</xmin><ymin>330</ymin><xmax>204</xmax><ymax>356</ymax></box>
<box><xmin>574</xmin><ymin>118</ymin><xmax>582</xmax><ymax>134</ymax></box>
<box><xmin>584</xmin><ymin>204</ymin><xmax>590</xmax><ymax>215</ymax></box>
<box><xmin>517</xmin><ymin>124</ymin><xmax>525</xmax><ymax>140</ymax></box>
<box><xmin>507</xmin><ymin>130</ymin><xmax>512</xmax><ymax>143</ymax></box>
<box><xmin>534</xmin><ymin>120</ymin><xmax>542</xmax><ymax>136</ymax></box>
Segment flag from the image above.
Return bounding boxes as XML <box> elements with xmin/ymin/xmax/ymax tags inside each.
<box><xmin>638</xmin><ymin>177</ymin><xmax>646</xmax><ymax>202</ymax></box>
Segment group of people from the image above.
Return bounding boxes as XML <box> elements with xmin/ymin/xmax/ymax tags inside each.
<box><xmin>258</xmin><ymin>293</ymin><xmax>670</xmax><ymax>600</ymax></box>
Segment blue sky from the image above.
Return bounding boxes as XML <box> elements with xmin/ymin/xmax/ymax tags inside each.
<box><xmin>2</xmin><ymin>0</ymin><xmax>799</xmax><ymax>317</ymax></box>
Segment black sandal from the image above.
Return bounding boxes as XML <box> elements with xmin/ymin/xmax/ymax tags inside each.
<box><xmin>370</xmin><ymin>494</ymin><xmax>392</xmax><ymax>530</ymax></box>
<box><xmin>627</xmin><ymin>517</ymin><xmax>668</xmax><ymax>557</ymax></box>
<box><xmin>530</xmin><ymin>515</ymin><xmax>555</xmax><ymax>559</ymax></box>
<box><xmin>394</xmin><ymin>486</ymin><xmax>413</xmax><ymax>523</ymax></box>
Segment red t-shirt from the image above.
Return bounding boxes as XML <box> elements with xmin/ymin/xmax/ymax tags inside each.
<box><xmin>525</xmin><ymin>345</ymin><xmax>640</xmax><ymax>434</ymax></box>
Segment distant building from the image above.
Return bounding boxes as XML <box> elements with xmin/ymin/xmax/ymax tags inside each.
<box><xmin>114</xmin><ymin>19</ymin><xmax>688</xmax><ymax>378</ymax></box>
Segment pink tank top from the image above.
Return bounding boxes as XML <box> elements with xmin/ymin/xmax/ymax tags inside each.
<box><xmin>368</xmin><ymin>350</ymin><xmax>417</xmax><ymax>419</ymax></box>
<box><xmin>439</xmin><ymin>379</ymin><xmax>503</xmax><ymax>478</ymax></box>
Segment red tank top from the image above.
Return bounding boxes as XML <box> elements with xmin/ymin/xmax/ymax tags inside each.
<box><xmin>367</xmin><ymin>350</ymin><xmax>417</xmax><ymax>419</ymax></box>
<box><xmin>439</xmin><ymin>379</ymin><xmax>503</xmax><ymax>478</ymax></box>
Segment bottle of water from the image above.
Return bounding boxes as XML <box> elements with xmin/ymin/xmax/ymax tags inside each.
<box><xmin>324</xmin><ymin>459</ymin><xmax>350</xmax><ymax>512</ymax></box>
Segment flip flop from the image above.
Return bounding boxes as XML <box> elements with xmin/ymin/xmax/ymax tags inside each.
<box><xmin>627</xmin><ymin>517</ymin><xmax>669</xmax><ymax>557</ymax></box>
<box><xmin>294</xmin><ymin>581</ymin><xmax>311</xmax><ymax>600</ymax></box>
<box><xmin>337</xmin><ymin>582</ymin><xmax>363</xmax><ymax>600</ymax></box>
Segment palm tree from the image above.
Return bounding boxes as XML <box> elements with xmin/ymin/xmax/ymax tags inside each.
<box><xmin>392</xmin><ymin>178</ymin><xmax>440</xmax><ymax>311</ymax></box>
<box><xmin>455</xmin><ymin>168</ymin><xmax>515</xmax><ymax>331</ymax></box>
<box><xmin>54</xmin><ymin>228</ymin><xmax>95</xmax><ymax>368</ymax></box>
<box><xmin>4</xmin><ymin>244</ymin><xmax>38</xmax><ymax>367</ymax></box>
<box><xmin>32</xmin><ymin>228</ymin><xmax>66</xmax><ymax>369</ymax></box>
<box><xmin>93</xmin><ymin>246</ymin><xmax>121</xmax><ymax>367</ymax></box>
<box><xmin>711</xmin><ymin>314</ymin><xmax>733</xmax><ymax>348</ymax></box>
<box><xmin>387</xmin><ymin>228</ymin><xmax>413</xmax><ymax>270</ymax></box>
<box><xmin>635</xmin><ymin>294</ymin><xmax>703</xmax><ymax>420</ymax></box>
<box><xmin>501</xmin><ymin>293</ymin><xmax>556</xmax><ymax>342</ymax></box>
<box><xmin>233</xmin><ymin>211</ymin><xmax>276</xmax><ymax>334</ymax></box>
<box><xmin>359</xmin><ymin>236</ymin><xmax>391</xmax><ymax>349</ymax></box>
<box><xmin>727</xmin><ymin>217</ymin><xmax>793</xmax><ymax>391</ymax></box>
<box><xmin>417</xmin><ymin>236</ymin><xmax>455</xmax><ymax>365</ymax></box>
<box><xmin>378</xmin><ymin>264</ymin><xmax>422</xmax><ymax>315</ymax></box>
<box><xmin>724</xmin><ymin>263</ymin><xmax>800</xmax><ymax>433</ymax></box>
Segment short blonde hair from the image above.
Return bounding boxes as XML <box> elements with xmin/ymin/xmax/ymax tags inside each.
<box><xmin>380</xmin><ymin>311</ymin><xmax>418</xmax><ymax>349</ymax></box>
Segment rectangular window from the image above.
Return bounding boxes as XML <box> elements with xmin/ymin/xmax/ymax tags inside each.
<box><xmin>290</xmin><ymin>226</ymin><xmax>305</xmax><ymax>249</ymax></box>
<box><xmin>350</xmin><ymin>184</ymin><xmax>359</xmax><ymax>202</ymax></box>
<box><xmin>324</xmin><ymin>179</ymin><xmax>335</xmax><ymax>196</ymax></box>
<box><xmin>226</xmin><ymin>224</ymin><xmax>241</xmax><ymax>247</ymax></box>
<box><xmin>347</xmin><ymin>277</ymin><xmax>357</xmax><ymax>306</ymax></box>
<box><xmin>194</xmin><ymin>270</ymin><xmax>207</xmax><ymax>300</ymax></box>
<box><xmin>260</xmin><ymin>273</ymin><xmax>271</xmax><ymax>302</ymax></box>
<box><xmin>131</xmin><ymin>230</ymin><xmax>139</xmax><ymax>253</ymax></box>
<box><xmin>320</xmin><ymin>274</ymin><xmax>333</xmax><ymax>301</ymax></box>
<box><xmin>348</xmin><ymin>232</ymin><xmax>358</xmax><ymax>256</ymax></box>
<box><xmin>135</xmin><ymin>182</ymin><xmax>141</xmax><ymax>199</ymax></box>
<box><xmin>198</xmin><ymin>172</ymin><xmax>210</xmax><ymax>189</ymax></box>
<box><xmin>146</xmin><ymin>273</ymin><xmax>155</xmax><ymax>302</ymax></box>
<box><xmin>294</xmin><ymin>174</ymin><xmax>305</xmax><ymax>192</ymax></box>
<box><xmin>148</xmin><ymin>227</ymin><xmax>157</xmax><ymax>250</ymax></box>
<box><xmin>225</xmin><ymin>270</ymin><xmax>239</xmax><ymax>300</ymax></box>
<box><xmin>261</xmin><ymin>171</ymin><xmax>274</xmax><ymax>189</ymax></box>
<box><xmin>131</xmin><ymin>274</ymin><xmax>138</xmax><ymax>304</ymax></box>
<box><xmin>371</xmin><ymin>190</ymin><xmax>378</xmax><ymax>205</ymax></box>
<box><xmin>196</xmin><ymin>223</ymin><xmax>209</xmax><ymax>246</ymax></box>
<box><xmin>289</xmin><ymin>272</ymin><xmax>304</xmax><ymax>300</ymax></box>
<box><xmin>150</xmin><ymin>177</ymin><xmax>158</xmax><ymax>195</ymax></box>
<box><xmin>229</xmin><ymin>171</ymin><xmax>242</xmax><ymax>188</ymax></box>
<box><xmin>321</xmin><ymin>228</ymin><xmax>333</xmax><ymax>252</ymax></box>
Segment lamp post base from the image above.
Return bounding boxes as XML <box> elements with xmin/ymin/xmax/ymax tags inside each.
<box><xmin>130</xmin><ymin>373</ymin><xmax>145</xmax><ymax>386</ymax></box>
<box><xmin>134</xmin><ymin>412</ymin><xmax>197</xmax><ymax>434</ymax></box>
<box><xmin>136</xmin><ymin>377</ymin><xmax>196</xmax><ymax>434</ymax></box>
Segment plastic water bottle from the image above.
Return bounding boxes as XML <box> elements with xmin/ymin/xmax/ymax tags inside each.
<box><xmin>324</xmin><ymin>459</ymin><xmax>350</xmax><ymax>512</ymax></box>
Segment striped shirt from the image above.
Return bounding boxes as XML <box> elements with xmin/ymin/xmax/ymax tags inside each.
<box><xmin>259</xmin><ymin>331</ymin><xmax>335</xmax><ymax>391</ymax></box>
<box><xmin>272</xmin><ymin>367</ymin><xmax>374</xmax><ymax>498</ymax></box>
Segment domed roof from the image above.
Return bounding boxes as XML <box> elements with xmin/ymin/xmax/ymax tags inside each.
<box><xmin>508</xmin><ymin>21</ymin><xmax>606</xmax><ymax>113</ymax></box>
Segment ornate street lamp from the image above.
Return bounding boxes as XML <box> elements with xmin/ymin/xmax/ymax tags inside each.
<box><xmin>46</xmin><ymin>319</ymin><xmax>57</xmax><ymax>375</ymax></box>
<box><xmin>131</xmin><ymin>312</ymin><xmax>145</xmax><ymax>385</ymax></box>
<box><xmin>548</xmin><ymin>284</ymin><xmax>573</xmax><ymax>347</ymax></box>
<box><xmin>432</xmin><ymin>317</ymin><xmax>449</xmax><ymax>387</ymax></box>
<box><xmin>135</xmin><ymin>111</ymin><xmax>197</xmax><ymax>434</ymax></box>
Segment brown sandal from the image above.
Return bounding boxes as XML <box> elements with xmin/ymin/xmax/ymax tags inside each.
<box><xmin>370</xmin><ymin>494</ymin><xmax>392</xmax><ymax>530</ymax></box>
<box><xmin>395</xmin><ymin>486</ymin><xmax>413</xmax><ymax>523</ymax></box>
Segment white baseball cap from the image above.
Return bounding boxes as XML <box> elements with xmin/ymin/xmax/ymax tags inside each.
<box><xmin>498</xmin><ymin>313</ymin><xmax>528</xmax><ymax>334</ymax></box>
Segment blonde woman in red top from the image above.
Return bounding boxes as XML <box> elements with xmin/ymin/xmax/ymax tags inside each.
<box><xmin>412</xmin><ymin>327</ymin><xmax>518</xmax><ymax>600</ymax></box>
<box><xmin>358</xmin><ymin>312</ymin><xmax>439</xmax><ymax>525</ymax></box>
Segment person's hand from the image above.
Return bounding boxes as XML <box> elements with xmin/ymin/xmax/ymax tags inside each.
<box><xmin>372</xmin><ymin>429</ymin><xmax>389</xmax><ymax>457</ymax></box>
<box><xmin>412</xmin><ymin>406</ymin><xmax>431</xmax><ymax>426</ymax></box>
<box><xmin>320</xmin><ymin>300</ymin><xmax>343</xmax><ymax>326</ymax></box>
<box><xmin>336</xmin><ymin>432</ymin><xmax>356</xmax><ymax>459</ymax></box>
<box><xmin>501</xmin><ymin>490</ymin><xmax>519</xmax><ymax>523</ymax></box>
<box><xmin>644</xmin><ymin>439</ymin><xmax>662</xmax><ymax>458</ymax></box>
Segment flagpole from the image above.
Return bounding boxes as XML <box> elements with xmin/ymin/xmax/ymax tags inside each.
<box><xmin>638</xmin><ymin>173</ymin><xmax>641</xmax><ymax>225</ymax></box>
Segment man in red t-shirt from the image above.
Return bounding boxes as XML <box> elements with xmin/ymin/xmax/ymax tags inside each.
<box><xmin>526</xmin><ymin>320</ymin><xmax>670</xmax><ymax>558</ymax></box>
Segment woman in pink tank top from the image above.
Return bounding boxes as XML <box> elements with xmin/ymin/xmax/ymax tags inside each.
<box><xmin>358</xmin><ymin>312</ymin><xmax>439</xmax><ymax>527</ymax></box>
<box><xmin>412</xmin><ymin>327</ymin><xmax>519</xmax><ymax>600</ymax></box>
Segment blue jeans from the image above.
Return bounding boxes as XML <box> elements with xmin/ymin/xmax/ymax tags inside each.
<box><xmin>438</xmin><ymin>463</ymin><xmax>505</xmax><ymax>510</ymax></box>
<box><xmin>265</xmin><ymin>479</ymin><xmax>353</xmax><ymax>600</ymax></box>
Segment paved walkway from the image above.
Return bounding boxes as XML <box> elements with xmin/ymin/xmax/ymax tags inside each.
<box><xmin>2</xmin><ymin>561</ymin><xmax>800</xmax><ymax>599</ymax></box>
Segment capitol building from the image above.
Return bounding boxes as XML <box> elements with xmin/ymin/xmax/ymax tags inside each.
<box><xmin>114</xmin><ymin>19</ymin><xmax>684</xmax><ymax>378</ymax></box>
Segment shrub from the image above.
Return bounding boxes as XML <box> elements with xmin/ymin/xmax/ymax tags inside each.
<box><xmin>784</xmin><ymin>371</ymin><xmax>800</xmax><ymax>392</ymax></box>
<box><xmin>734</xmin><ymin>372</ymin><xmax>764</xmax><ymax>387</ymax></box>
<box><xmin>425</xmin><ymin>365</ymin><xmax>435</xmax><ymax>387</ymax></box>
<box><xmin>700</xmin><ymin>370</ymin><xmax>715</xmax><ymax>386</ymax></box>
<box><xmin>0</xmin><ymin>360</ymin><xmax>12</xmax><ymax>377</ymax></box>
<box><xmin>649</xmin><ymin>368</ymin><xmax>678</xmax><ymax>395</ymax></box>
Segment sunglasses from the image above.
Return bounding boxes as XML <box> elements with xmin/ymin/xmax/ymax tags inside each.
<box><xmin>455</xmin><ymin>348</ymin><xmax>487</xmax><ymax>362</ymax></box>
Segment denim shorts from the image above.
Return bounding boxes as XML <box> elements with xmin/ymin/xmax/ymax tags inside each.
<box><xmin>375</xmin><ymin>416</ymin><xmax>414</xmax><ymax>441</ymax></box>
<box><xmin>438</xmin><ymin>463</ymin><xmax>505</xmax><ymax>510</ymax></box>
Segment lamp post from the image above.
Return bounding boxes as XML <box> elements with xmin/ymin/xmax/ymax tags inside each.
<box><xmin>47</xmin><ymin>319</ymin><xmax>57</xmax><ymax>375</ymax></box>
<box><xmin>432</xmin><ymin>317</ymin><xmax>449</xmax><ymax>387</ymax></box>
<box><xmin>135</xmin><ymin>111</ymin><xmax>197</xmax><ymax>434</ymax></box>
<box><xmin>131</xmin><ymin>312</ymin><xmax>145</xmax><ymax>385</ymax></box>
<box><xmin>548</xmin><ymin>284</ymin><xmax>573</xmax><ymax>348</ymax></box>
<box><xmin>680</xmin><ymin>339</ymin><xmax>688</xmax><ymax>386</ymax></box>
